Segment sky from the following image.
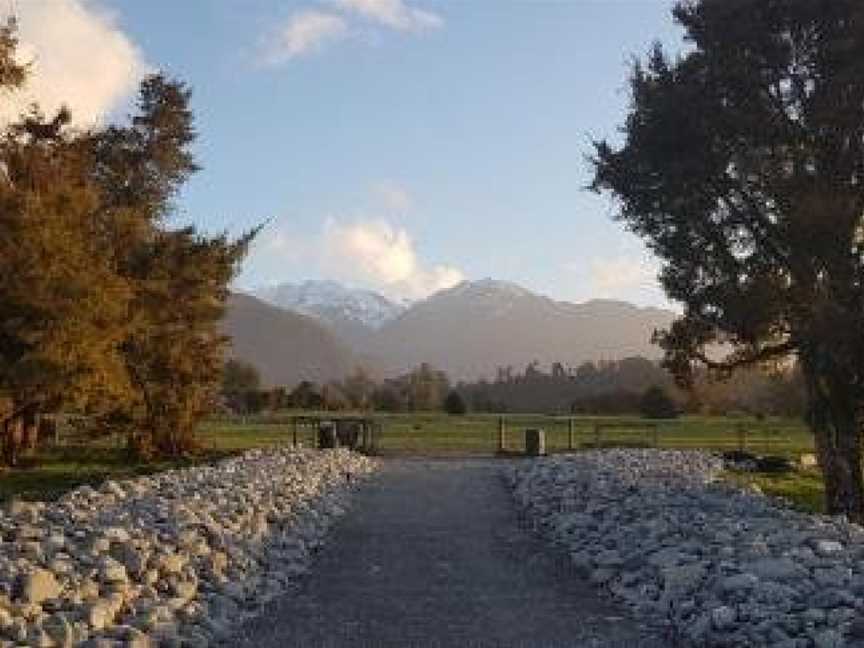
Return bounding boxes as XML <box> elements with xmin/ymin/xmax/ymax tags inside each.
<box><xmin>9</xmin><ymin>0</ymin><xmax>687</xmax><ymax>307</ymax></box>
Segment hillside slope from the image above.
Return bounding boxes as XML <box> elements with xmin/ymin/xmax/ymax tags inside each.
<box><xmin>222</xmin><ymin>294</ymin><xmax>357</xmax><ymax>387</ymax></box>
<box><xmin>369</xmin><ymin>279</ymin><xmax>676</xmax><ymax>380</ymax></box>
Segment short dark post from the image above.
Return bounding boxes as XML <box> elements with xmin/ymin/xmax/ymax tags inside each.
<box><xmin>369</xmin><ymin>422</ymin><xmax>379</xmax><ymax>453</ymax></box>
<box><xmin>318</xmin><ymin>422</ymin><xmax>338</xmax><ymax>449</ymax></box>
<box><xmin>525</xmin><ymin>428</ymin><xmax>546</xmax><ymax>456</ymax></box>
<box><xmin>594</xmin><ymin>423</ymin><xmax>601</xmax><ymax>448</ymax></box>
<box><xmin>498</xmin><ymin>416</ymin><xmax>506</xmax><ymax>453</ymax></box>
<box><xmin>568</xmin><ymin>418</ymin><xmax>575</xmax><ymax>451</ymax></box>
<box><xmin>737</xmin><ymin>423</ymin><xmax>746</xmax><ymax>452</ymax></box>
<box><xmin>651</xmin><ymin>424</ymin><xmax>659</xmax><ymax>448</ymax></box>
<box><xmin>292</xmin><ymin>418</ymin><xmax>299</xmax><ymax>447</ymax></box>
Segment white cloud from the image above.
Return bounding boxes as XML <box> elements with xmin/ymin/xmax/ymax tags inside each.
<box><xmin>373</xmin><ymin>180</ymin><xmax>413</xmax><ymax>213</ymax></box>
<box><xmin>3</xmin><ymin>0</ymin><xmax>148</xmax><ymax>126</ymax></box>
<box><xmin>250</xmin><ymin>217</ymin><xmax>465</xmax><ymax>299</ymax></box>
<box><xmin>262</xmin><ymin>10</ymin><xmax>348</xmax><ymax>64</ymax></box>
<box><xmin>322</xmin><ymin>218</ymin><xmax>463</xmax><ymax>299</ymax></box>
<box><xmin>261</xmin><ymin>0</ymin><xmax>441</xmax><ymax>64</ymax></box>
<box><xmin>324</xmin><ymin>219</ymin><xmax>414</xmax><ymax>283</ymax></box>
<box><xmin>561</xmin><ymin>252</ymin><xmax>670</xmax><ymax>308</ymax></box>
<box><xmin>336</xmin><ymin>0</ymin><xmax>443</xmax><ymax>32</ymax></box>
<box><xmin>588</xmin><ymin>256</ymin><xmax>658</xmax><ymax>295</ymax></box>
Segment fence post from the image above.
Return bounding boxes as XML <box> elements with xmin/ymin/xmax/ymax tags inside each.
<box><xmin>651</xmin><ymin>424</ymin><xmax>659</xmax><ymax>448</ymax></box>
<box><xmin>292</xmin><ymin>418</ymin><xmax>298</xmax><ymax>447</ymax></box>
<box><xmin>736</xmin><ymin>423</ymin><xmax>746</xmax><ymax>453</ymax></box>
<box><xmin>498</xmin><ymin>416</ymin><xmax>506</xmax><ymax>453</ymax></box>
<box><xmin>568</xmin><ymin>417</ymin><xmax>575</xmax><ymax>451</ymax></box>
<box><xmin>525</xmin><ymin>428</ymin><xmax>546</xmax><ymax>456</ymax></box>
<box><xmin>594</xmin><ymin>423</ymin><xmax>601</xmax><ymax>448</ymax></box>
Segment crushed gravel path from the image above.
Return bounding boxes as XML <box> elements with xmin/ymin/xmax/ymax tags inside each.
<box><xmin>236</xmin><ymin>458</ymin><xmax>659</xmax><ymax>647</ymax></box>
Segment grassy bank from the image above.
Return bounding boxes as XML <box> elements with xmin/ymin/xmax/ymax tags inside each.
<box><xmin>0</xmin><ymin>423</ymin><xmax>289</xmax><ymax>502</ymax></box>
<box><xmin>725</xmin><ymin>469</ymin><xmax>825</xmax><ymax>514</ymax></box>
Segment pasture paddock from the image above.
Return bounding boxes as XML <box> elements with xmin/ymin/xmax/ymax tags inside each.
<box><xmin>202</xmin><ymin>413</ymin><xmax>824</xmax><ymax>513</ymax></box>
<box><xmin>202</xmin><ymin>413</ymin><xmax>812</xmax><ymax>457</ymax></box>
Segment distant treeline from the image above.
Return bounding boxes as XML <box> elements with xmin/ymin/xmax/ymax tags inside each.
<box><xmin>457</xmin><ymin>359</ymin><xmax>805</xmax><ymax>417</ymax></box>
<box><xmin>222</xmin><ymin>356</ymin><xmax>805</xmax><ymax>419</ymax></box>
<box><xmin>223</xmin><ymin>362</ymin><xmax>451</xmax><ymax>414</ymax></box>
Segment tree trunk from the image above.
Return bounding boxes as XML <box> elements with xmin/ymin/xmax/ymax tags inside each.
<box><xmin>21</xmin><ymin>408</ymin><xmax>38</xmax><ymax>454</ymax></box>
<box><xmin>37</xmin><ymin>417</ymin><xmax>57</xmax><ymax>447</ymax></box>
<box><xmin>2</xmin><ymin>415</ymin><xmax>23</xmax><ymax>467</ymax></box>
<box><xmin>803</xmin><ymin>361</ymin><xmax>864</xmax><ymax>522</ymax></box>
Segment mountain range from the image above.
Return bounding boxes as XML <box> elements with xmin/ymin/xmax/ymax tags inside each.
<box><xmin>226</xmin><ymin>279</ymin><xmax>677</xmax><ymax>386</ymax></box>
<box><xmin>253</xmin><ymin>280</ymin><xmax>407</xmax><ymax>349</ymax></box>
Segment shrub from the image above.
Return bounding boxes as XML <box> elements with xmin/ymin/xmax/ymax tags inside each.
<box><xmin>443</xmin><ymin>390</ymin><xmax>467</xmax><ymax>415</ymax></box>
<box><xmin>639</xmin><ymin>385</ymin><xmax>678</xmax><ymax>419</ymax></box>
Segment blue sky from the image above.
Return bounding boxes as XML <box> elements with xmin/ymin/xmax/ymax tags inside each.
<box><xmin>15</xmin><ymin>0</ymin><xmax>686</xmax><ymax>306</ymax></box>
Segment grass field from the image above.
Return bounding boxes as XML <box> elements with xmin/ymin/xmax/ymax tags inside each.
<box><xmin>217</xmin><ymin>412</ymin><xmax>812</xmax><ymax>456</ymax></box>
<box><xmin>0</xmin><ymin>412</ymin><xmax>822</xmax><ymax>508</ymax></box>
<box><xmin>204</xmin><ymin>413</ymin><xmax>824</xmax><ymax>513</ymax></box>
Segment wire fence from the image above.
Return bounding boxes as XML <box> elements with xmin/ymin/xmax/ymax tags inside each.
<box><xmin>205</xmin><ymin>413</ymin><xmax>813</xmax><ymax>457</ymax></box>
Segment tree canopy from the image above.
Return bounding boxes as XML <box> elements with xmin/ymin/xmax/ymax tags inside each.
<box><xmin>591</xmin><ymin>0</ymin><xmax>864</xmax><ymax>518</ymax></box>
<box><xmin>0</xmin><ymin>23</ymin><xmax>254</xmax><ymax>461</ymax></box>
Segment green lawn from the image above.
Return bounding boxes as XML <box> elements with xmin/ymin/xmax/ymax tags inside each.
<box><xmin>0</xmin><ymin>412</ymin><xmax>822</xmax><ymax>506</ymax></box>
<box><xmin>726</xmin><ymin>469</ymin><xmax>825</xmax><ymax>513</ymax></box>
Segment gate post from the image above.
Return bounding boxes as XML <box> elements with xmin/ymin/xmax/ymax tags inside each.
<box><xmin>525</xmin><ymin>428</ymin><xmax>546</xmax><ymax>456</ymax></box>
<box><xmin>498</xmin><ymin>416</ymin><xmax>506</xmax><ymax>453</ymax></box>
<box><xmin>292</xmin><ymin>417</ymin><xmax>298</xmax><ymax>447</ymax></box>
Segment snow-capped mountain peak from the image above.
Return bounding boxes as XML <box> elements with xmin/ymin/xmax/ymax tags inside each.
<box><xmin>253</xmin><ymin>280</ymin><xmax>406</xmax><ymax>329</ymax></box>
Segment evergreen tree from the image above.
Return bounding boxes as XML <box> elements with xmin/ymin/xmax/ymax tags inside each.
<box><xmin>222</xmin><ymin>359</ymin><xmax>262</xmax><ymax>413</ymax></box>
<box><xmin>85</xmin><ymin>73</ymin><xmax>255</xmax><ymax>457</ymax></box>
<box><xmin>591</xmin><ymin>0</ymin><xmax>864</xmax><ymax>518</ymax></box>
<box><xmin>0</xmin><ymin>108</ymin><xmax>132</xmax><ymax>464</ymax></box>
<box><xmin>119</xmin><ymin>228</ymin><xmax>252</xmax><ymax>456</ymax></box>
<box><xmin>0</xmin><ymin>18</ymin><xmax>26</xmax><ymax>91</ymax></box>
<box><xmin>0</xmin><ymin>24</ymin><xmax>255</xmax><ymax>461</ymax></box>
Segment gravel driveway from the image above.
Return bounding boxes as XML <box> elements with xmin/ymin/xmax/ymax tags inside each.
<box><xmin>235</xmin><ymin>458</ymin><xmax>659</xmax><ymax>647</ymax></box>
